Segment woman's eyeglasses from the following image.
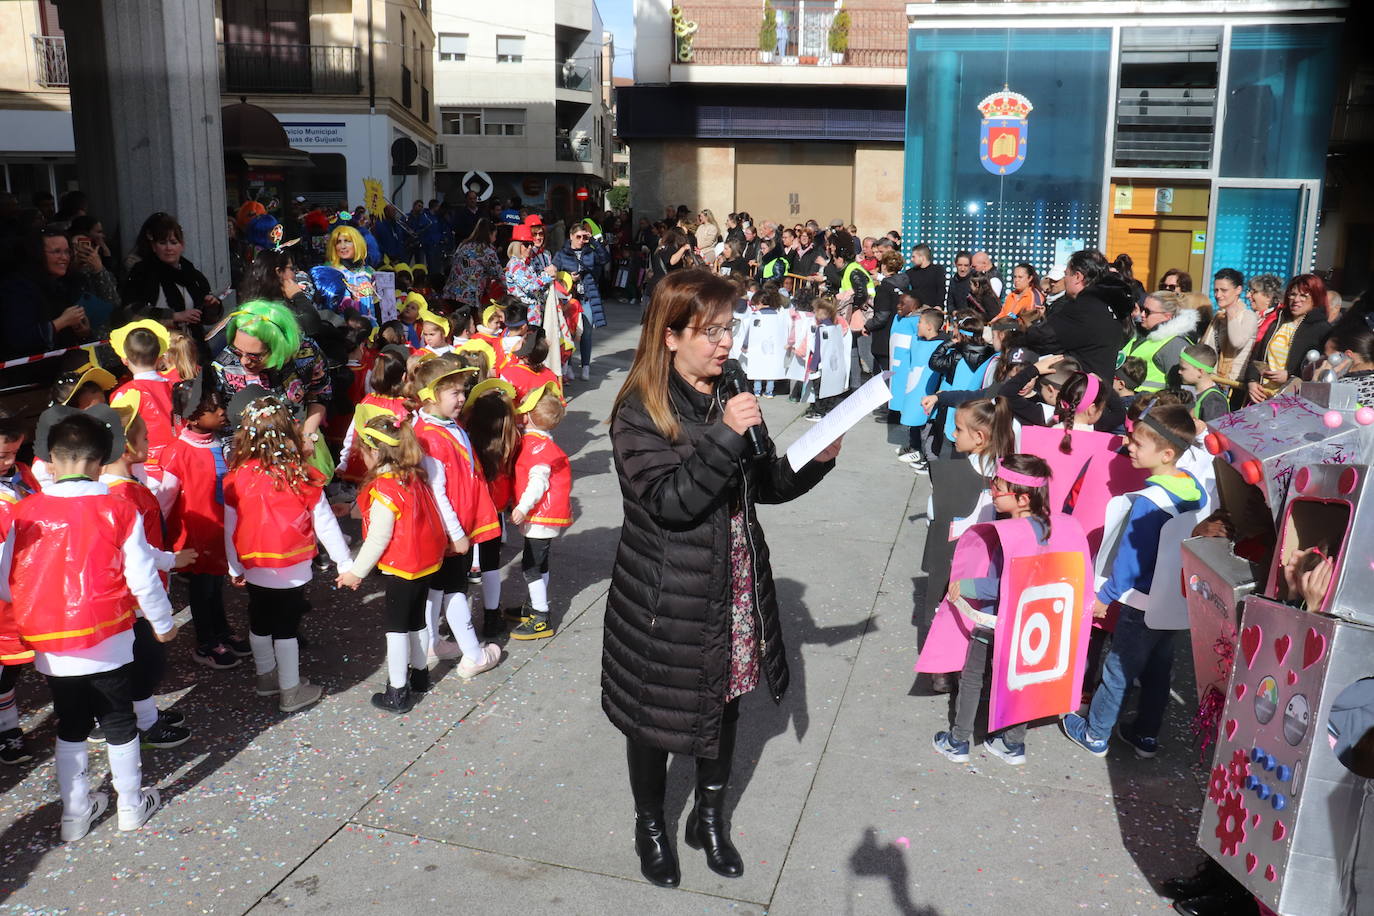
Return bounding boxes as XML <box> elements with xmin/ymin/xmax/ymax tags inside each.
<box><xmin>688</xmin><ymin>319</ymin><xmax>740</xmax><ymax>343</ymax></box>
<box><xmin>1161</xmin><ymin>283</ymin><xmax>1180</xmax><ymax>291</ymax></box>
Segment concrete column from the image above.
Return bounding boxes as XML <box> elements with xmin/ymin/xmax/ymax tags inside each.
<box><xmin>61</xmin><ymin>0</ymin><xmax>230</xmax><ymax>289</ymax></box>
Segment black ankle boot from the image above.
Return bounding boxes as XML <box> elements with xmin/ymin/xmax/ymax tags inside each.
<box><xmin>626</xmin><ymin>737</ymin><xmax>678</xmax><ymax>887</ymax></box>
<box><xmin>684</xmin><ymin>705</ymin><xmax>743</xmax><ymax>877</ymax></box>
<box><xmin>370</xmin><ymin>684</ymin><xmax>415</xmax><ymax>714</ymax></box>
<box><xmin>408</xmin><ymin>666</ymin><xmax>430</xmax><ymax>694</ymax></box>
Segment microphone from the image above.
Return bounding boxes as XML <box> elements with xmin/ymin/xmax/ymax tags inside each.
<box><xmin>719</xmin><ymin>358</ymin><xmax>772</xmax><ymax>459</ymax></box>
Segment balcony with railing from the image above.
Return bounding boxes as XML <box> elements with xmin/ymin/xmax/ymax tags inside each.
<box><xmin>556</xmin><ymin>132</ymin><xmax>594</xmax><ymax>162</ymax></box>
<box><xmin>219</xmin><ymin>43</ymin><xmax>361</xmax><ymax>95</ymax></box>
<box><xmin>32</xmin><ymin>35</ymin><xmax>68</xmax><ymax>88</ymax></box>
<box><xmin>668</xmin><ymin>3</ymin><xmax>906</xmax><ymax>70</ymax></box>
<box><xmin>557</xmin><ymin>62</ymin><xmax>594</xmax><ymax>91</ymax></box>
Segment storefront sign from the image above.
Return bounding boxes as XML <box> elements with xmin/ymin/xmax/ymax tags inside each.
<box><xmin>280</xmin><ymin>121</ymin><xmax>347</xmax><ymax>148</ymax></box>
<box><xmin>1155</xmin><ymin>187</ymin><xmax>1174</xmax><ymax>214</ymax></box>
<box><xmin>978</xmin><ymin>89</ymin><xmax>1033</xmax><ymax>176</ymax></box>
<box><xmin>1192</xmin><ymin>230</ymin><xmax>1207</xmax><ymax>255</ymax></box>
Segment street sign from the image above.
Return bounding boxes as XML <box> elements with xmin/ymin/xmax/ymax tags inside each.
<box><xmin>462</xmin><ymin>170</ymin><xmax>494</xmax><ymax>201</ymax></box>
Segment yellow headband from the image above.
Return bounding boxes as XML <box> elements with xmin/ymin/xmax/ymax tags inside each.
<box><xmin>417</xmin><ymin>366</ymin><xmax>479</xmax><ymax>402</ymax></box>
<box><xmin>110</xmin><ymin>319</ymin><xmax>170</xmax><ymax>361</ymax></box>
<box><xmin>516</xmin><ymin>381</ymin><xmax>558</xmax><ymax>415</ymax></box>
<box><xmin>417</xmin><ymin>303</ymin><xmax>450</xmax><ymax>337</ymax></box>
<box><xmin>359</xmin><ymin>426</ymin><xmax>400</xmax><ymax>447</ymax></box>
<box><xmin>461</xmin><ymin>377</ymin><xmax>517</xmax><ymax>416</ymax></box>
<box><xmin>457</xmin><ymin>338</ymin><xmax>496</xmax><ymax>370</ymax></box>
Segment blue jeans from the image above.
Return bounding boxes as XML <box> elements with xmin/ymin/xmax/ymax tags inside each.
<box><xmin>1087</xmin><ymin>604</ymin><xmax>1175</xmax><ymax>740</ymax></box>
<box><xmin>753</xmin><ymin>380</ymin><xmax>775</xmax><ymax>396</ymax></box>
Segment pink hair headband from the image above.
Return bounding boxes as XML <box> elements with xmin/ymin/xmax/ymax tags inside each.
<box><xmin>1080</xmin><ymin>373</ymin><xmax>1101</xmax><ymax>408</ymax></box>
<box><xmin>996</xmin><ymin>461</ymin><xmax>1048</xmax><ymax>488</ymax></box>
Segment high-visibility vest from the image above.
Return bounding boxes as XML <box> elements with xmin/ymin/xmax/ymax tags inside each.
<box><xmin>842</xmin><ymin>261</ymin><xmax>874</xmax><ymax>298</ymax></box>
<box><xmin>1120</xmin><ymin>333</ymin><xmax>1177</xmax><ymax>392</ymax></box>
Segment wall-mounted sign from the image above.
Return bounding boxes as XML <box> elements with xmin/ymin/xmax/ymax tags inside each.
<box><xmin>978</xmin><ymin>89</ymin><xmax>1033</xmax><ymax>176</ymax></box>
<box><xmin>1155</xmin><ymin>187</ymin><xmax>1174</xmax><ymax>214</ymax></box>
<box><xmin>461</xmin><ymin>170</ymin><xmax>494</xmax><ymax>201</ymax></box>
<box><xmin>280</xmin><ymin>121</ymin><xmax>347</xmax><ymax>148</ymax></box>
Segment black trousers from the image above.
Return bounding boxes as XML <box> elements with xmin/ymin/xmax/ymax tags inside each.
<box><xmin>0</xmin><ymin>662</ymin><xmax>20</xmax><ymax>693</ymax></box>
<box><xmin>130</xmin><ymin>618</ymin><xmax>165</xmax><ymax>703</ymax></box>
<box><xmin>431</xmin><ymin>551</ymin><xmax>472</xmax><ymax>594</ymax></box>
<box><xmin>47</xmin><ymin>663</ymin><xmax>137</xmax><ymax>744</ymax></box>
<box><xmin>521</xmin><ymin>537</ymin><xmax>552</xmax><ymax>582</ymax></box>
<box><xmin>384</xmin><ymin>574</ymin><xmax>432</xmax><ymax>633</ymax></box>
<box><xmin>186</xmin><ymin>572</ymin><xmax>229</xmax><ymax>648</ymax></box>
<box><xmin>246</xmin><ymin>584</ymin><xmax>308</xmax><ymax>640</ymax></box>
<box><xmin>478</xmin><ymin>535</ymin><xmax>501</xmax><ymax>573</ymax></box>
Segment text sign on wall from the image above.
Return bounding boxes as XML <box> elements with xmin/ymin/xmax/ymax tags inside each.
<box><xmin>280</xmin><ymin>122</ymin><xmax>348</xmax><ymax>148</ymax></box>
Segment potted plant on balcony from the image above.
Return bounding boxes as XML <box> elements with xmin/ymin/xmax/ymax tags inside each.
<box><xmin>828</xmin><ymin>7</ymin><xmax>850</xmax><ymax>65</ymax></box>
<box><xmin>758</xmin><ymin>2</ymin><xmax>777</xmax><ymax>64</ymax></box>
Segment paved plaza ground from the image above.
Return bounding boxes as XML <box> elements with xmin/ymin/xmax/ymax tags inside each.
<box><xmin>0</xmin><ymin>301</ymin><xmax>1209</xmax><ymax>914</ymax></box>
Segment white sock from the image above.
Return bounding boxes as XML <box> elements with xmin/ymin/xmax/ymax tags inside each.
<box><xmin>106</xmin><ymin>737</ymin><xmax>143</xmax><ymax>810</ymax></box>
<box><xmin>481</xmin><ymin>571</ymin><xmax>501</xmax><ymax>612</ymax></box>
<box><xmin>274</xmin><ymin>638</ymin><xmax>301</xmax><ymax>691</ymax></box>
<box><xmin>527</xmin><ymin>576</ymin><xmax>549</xmax><ymax>613</ymax></box>
<box><xmin>407</xmin><ymin>630</ymin><xmax>427</xmax><ymax>669</ymax></box>
<box><xmin>385</xmin><ymin>632</ymin><xmax>408</xmax><ymax>688</ymax></box>
<box><xmin>424</xmin><ymin>589</ymin><xmax>444</xmax><ymax>651</ymax></box>
<box><xmin>55</xmin><ymin>738</ymin><xmax>90</xmax><ymax>813</ymax></box>
<box><xmin>0</xmin><ymin>688</ymin><xmax>18</xmax><ymax>732</ymax></box>
<box><xmin>443</xmin><ymin>591</ymin><xmax>482</xmax><ymax>658</ymax></box>
<box><xmin>133</xmin><ymin>697</ymin><xmax>159</xmax><ymax>731</ymax></box>
<box><xmin>249</xmin><ymin>632</ymin><xmax>275</xmax><ymax>675</ymax></box>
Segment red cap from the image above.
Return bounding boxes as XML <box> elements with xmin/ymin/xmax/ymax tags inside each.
<box><xmin>512</xmin><ymin>224</ymin><xmax>534</xmax><ymax>242</ymax></box>
<box><xmin>523</xmin><ymin>214</ymin><xmax>544</xmax><ymax>226</ymax></box>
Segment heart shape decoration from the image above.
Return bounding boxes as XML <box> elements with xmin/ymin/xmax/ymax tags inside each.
<box><xmin>1272</xmin><ymin>820</ymin><xmax>1286</xmax><ymax>842</ymax></box>
<box><xmin>1240</xmin><ymin>626</ymin><xmax>1262</xmax><ymax>668</ymax></box>
<box><xmin>1234</xmin><ymin>682</ymin><xmax>1247</xmax><ymax>700</ymax></box>
<box><xmin>1265</xmin><ymin>864</ymin><xmax>1277</xmax><ymax>882</ymax></box>
<box><xmin>1286</xmin><ymin>670</ymin><xmax>1298</xmax><ymax>686</ymax></box>
<box><xmin>1302</xmin><ymin>628</ymin><xmax>1326</xmax><ymax>669</ymax></box>
<box><xmin>1225</xmin><ymin>719</ymin><xmax>1238</xmax><ymax>740</ymax></box>
<box><xmin>1250</xmin><ymin>813</ymin><xmax>1261</xmax><ymax>827</ymax></box>
<box><xmin>1273</xmin><ymin>634</ymin><xmax>1292</xmax><ymax>666</ymax></box>
<box><xmin>1245</xmin><ymin>852</ymin><xmax>1258</xmax><ymax>874</ymax></box>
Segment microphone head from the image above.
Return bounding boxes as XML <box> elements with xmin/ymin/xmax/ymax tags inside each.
<box><xmin>719</xmin><ymin>358</ymin><xmax>747</xmax><ymax>398</ymax></box>
<box><xmin>722</xmin><ymin>357</ymin><xmax>744</xmax><ymax>379</ymax></box>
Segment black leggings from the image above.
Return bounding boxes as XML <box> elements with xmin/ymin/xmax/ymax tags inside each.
<box><xmin>130</xmin><ymin>618</ymin><xmax>165</xmax><ymax>703</ymax></box>
<box><xmin>478</xmin><ymin>536</ymin><xmax>501</xmax><ymax>573</ymax></box>
<box><xmin>246</xmin><ymin>584</ymin><xmax>309</xmax><ymax>640</ymax></box>
<box><xmin>431</xmin><ymin>551</ymin><xmax>472</xmax><ymax>594</ymax></box>
<box><xmin>0</xmin><ymin>663</ymin><xmax>20</xmax><ymax>693</ymax></box>
<box><xmin>384</xmin><ymin>574</ymin><xmax>432</xmax><ymax>633</ymax></box>
<box><xmin>47</xmin><ymin>663</ymin><xmax>137</xmax><ymax>744</ymax></box>
<box><xmin>521</xmin><ymin>537</ymin><xmax>552</xmax><ymax>583</ymax></box>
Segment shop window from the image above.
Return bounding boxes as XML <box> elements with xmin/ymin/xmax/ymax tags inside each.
<box><xmin>1113</xmin><ymin>27</ymin><xmax>1220</xmax><ymax>170</ymax></box>
<box><xmin>1220</xmin><ymin>24</ymin><xmax>1341</xmax><ymax>180</ymax></box>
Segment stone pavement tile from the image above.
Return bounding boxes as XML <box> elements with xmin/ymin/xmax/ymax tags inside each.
<box><xmin>770</xmin><ymin>746</ymin><xmax>1189</xmax><ymax>915</ymax></box>
<box><xmin>249</xmin><ymin>825</ymin><xmax>766</xmax><ymax>914</ymax></box>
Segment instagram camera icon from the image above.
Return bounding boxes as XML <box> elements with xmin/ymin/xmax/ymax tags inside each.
<box><xmin>1006</xmin><ymin>583</ymin><xmax>1076</xmax><ymax>691</ymax></box>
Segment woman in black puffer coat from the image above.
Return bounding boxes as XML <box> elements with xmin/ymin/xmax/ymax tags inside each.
<box><xmin>603</xmin><ymin>269</ymin><xmax>840</xmax><ymax>889</ymax></box>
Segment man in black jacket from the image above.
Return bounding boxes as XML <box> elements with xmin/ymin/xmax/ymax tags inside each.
<box><xmin>1023</xmin><ymin>249</ymin><xmax>1131</xmax><ymax>384</ymax></box>
<box><xmin>904</xmin><ymin>243</ymin><xmax>946</xmax><ymax>315</ymax></box>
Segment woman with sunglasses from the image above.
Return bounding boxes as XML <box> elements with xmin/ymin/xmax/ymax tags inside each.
<box><xmin>552</xmin><ymin>220</ymin><xmax>609</xmax><ymax>379</ymax></box>
<box><xmin>504</xmin><ymin>224</ymin><xmax>557</xmax><ymax>325</ymax></box>
<box><xmin>603</xmin><ymin>269</ymin><xmax>841</xmax><ymax>889</ymax></box>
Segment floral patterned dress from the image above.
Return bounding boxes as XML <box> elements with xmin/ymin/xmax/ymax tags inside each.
<box><xmin>441</xmin><ymin>241</ymin><xmax>502</xmax><ymax>306</ymax></box>
<box><xmin>726</xmin><ymin>509</ymin><xmax>760</xmax><ymax>701</ymax></box>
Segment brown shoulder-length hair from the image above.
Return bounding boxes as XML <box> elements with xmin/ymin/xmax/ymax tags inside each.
<box><xmin>612</xmin><ymin>269</ymin><xmax>737</xmax><ymax>443</ymax></box>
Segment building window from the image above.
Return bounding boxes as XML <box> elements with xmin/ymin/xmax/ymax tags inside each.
<box><xmin>441</xmin><ymin>107</ymin><xmax>524</xmax><ymax>136</ymax></box>
<box><xmin>496</xmin><ymin>35</ymin><xmax>525</xmax><ymax>64</ymax></box>
<box><xmin>483</xmin><ymin>108</ymin><xmax>525</xmax><ymax>136</ymax></box>
<box><xmin>438</xmin><ymin>33</ymin><xmax>467</xmax><ymax>61</ymax></box>
<box><xmin>1113</xmin><ymin>27</ymin><xmax>1221</xmax><ymax>170</ymax></box>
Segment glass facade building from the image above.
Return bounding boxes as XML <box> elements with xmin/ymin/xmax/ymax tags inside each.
<box><xmin>901</xmin><ymin>10</ymin><xmax>1342</xmax><ymax>292</ymax></box>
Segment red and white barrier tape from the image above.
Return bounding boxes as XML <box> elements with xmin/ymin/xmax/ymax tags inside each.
<box><xmin>0</xmin><ymin>341</ymin><xmax>107</xmax><ymax>371</ymax></box>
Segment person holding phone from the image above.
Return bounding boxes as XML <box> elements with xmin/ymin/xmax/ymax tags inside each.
<box><xmin>1</xmin><ymin>227</ymin><xmax>93</xmax><ymax>363</ymax></box>
<box><xmin>1244</xmin><ymin>274</ymin><xmax>1332</xmax><ymax>404</ymax></box>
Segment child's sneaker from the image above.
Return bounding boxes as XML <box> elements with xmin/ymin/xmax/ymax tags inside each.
<box><xmin>222</xmin><ymin>636</ymin><xmax>253</xmax><ymax>658</ymax></box>
<box><xmin>193</xmin><ymin>644</ymin><xmax>242</xmax><ymax>670</ymax></box>
<box><xmin>256</xmin><ymin>669</ymin><xmax>280</xmax><ymax>696</ymax></box>
<box><xmin>278</xmin><ymin>679</ymin><xmax>323</xmax><ymax>713</ymax></box>
<box><xmin>60</xmin><ymin>791</ymin><xmax>107</xmax><ymax>842</ymax></box>
<box><xmin>117</xmin><ymin>787</ymin><xmax>161</xmax><ymax>831</ymax></box>
<box><xmin>910</xmin><ymin>456</ymin><xmax>930</xmax><ymax>475</ymax></box>
<box><xmin>370</xmin><ymin>684</ymin><xmax>415</xmax><ymax>715</ymax></box>
<box><xmin>504</xmin><ymin>602</ymin><xmax>534</xmax><ymax>622</ymax></box>
<box><xmin>0</xmin><ymin>728</ymin><xmax>33</xmax><ymax>765</ymax></box>
<box><xmin>510</xmin><ymin>613</ymin><xmax>554</xmax><ymax>641</ymax></box>
<box><xmin>86</xmin><ymin>725</ymin><xmax>107</xmax><ymax>745</ymax></box>
<box><xmin>1115</xmin><ymin>723</ymin><xmax>1159</xmax><ymax>759</ymax></box>
<box><xmin>931</xmin><ymin>730</ymin><xmax>970</xmax><ymax>763</ymax></box>
<box><xmin>140</xmin><ymin>717</ymin><xmax>191</xmax><ymax>750</ymax></box>
<box><xmin>428</xmin><ymin>638</ymin><xmax>462</xmax><ymax>664</ymax></box>
<box><xmin>159</xmin><ymin>709</ymin><xmax>185</xmax><ymax>727</ymax></box>
<box><xmin>455</xmin><ymin>643</ymin><xmax>502</xmax><ymax>680</ymax></box>
<box><xmin>1061</xmin><ymin>713</ymin><xmax>1109</xmax><ymax>757</ymax></box>
<box><xmin>983</xmin><ymin>735</ymin><xmax>1026</xmax><ymax>766</ymax></box>
<box><xmin>896</xmin><ymin>446</ymin><xmax>921</xmax><ymax>464</ymax></box>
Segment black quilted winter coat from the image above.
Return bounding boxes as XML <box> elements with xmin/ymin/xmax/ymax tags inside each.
<box><xmin>601</xmin><ymin>370</ymin><xmax>834</xmax><ymax>759</ymax></box>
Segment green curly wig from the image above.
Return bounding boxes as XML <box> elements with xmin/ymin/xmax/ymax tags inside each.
<box><xmin>226</xmin><ymin>299</ymin><xmax>302</xmax><ymax>369</ymax></box>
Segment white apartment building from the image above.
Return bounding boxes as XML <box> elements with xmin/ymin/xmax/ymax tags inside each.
<box><xmin>432</xmin><ymin>0</ymin><xmax>613</xmax><ymax>217</ymax></box>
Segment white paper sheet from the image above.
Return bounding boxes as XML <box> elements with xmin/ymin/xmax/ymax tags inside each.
<box><xmin>786</xmin><ymin>371</ymin><xmax>891</xmax><ymax>471</ymax></box>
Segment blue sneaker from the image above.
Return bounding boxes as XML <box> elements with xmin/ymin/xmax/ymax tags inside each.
<box><xmin>1061</xmin><ymin>713</ymin><xmax>1109</xmax><ymax>757</ymax></box>
<box><xmin>983</xmin><ymin>735</ymin><xmax>1026</xmax><ymax>766</ymax></box>
<box><xmin>932</xmin><ymin>731</ymin><xmax>970</xmax><ymax>763</ymax></box>
<box><xmin>1115</xmin><ymin>723</ymin><xmax>1159</xmax><ymax>759</ymax></box>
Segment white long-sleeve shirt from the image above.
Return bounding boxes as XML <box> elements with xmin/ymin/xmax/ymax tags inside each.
<box><xmin>224</xmin><ymin>488</ymin><xmax>354</xmax><ymax>588</ymax></box>
<box><xmin>0</xmin><ymin>479</ymin><xmax>174</xmax><ymax>676</ymax></box>
<box><xmin>413</xmin><ymin>412</ymin><xmax>470</xmax><ymax>542</ymax></box>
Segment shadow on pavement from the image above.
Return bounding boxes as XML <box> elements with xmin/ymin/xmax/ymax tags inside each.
<box><xmin>848</xmin><ymin>826</ymin><xmax>943</xmax><ymax>916</ymax></box>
